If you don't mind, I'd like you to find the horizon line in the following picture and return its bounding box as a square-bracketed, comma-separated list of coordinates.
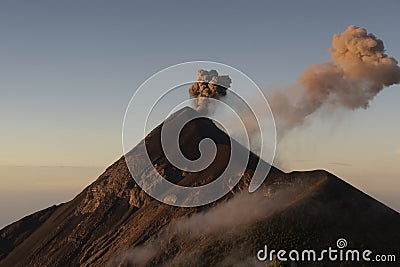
[0, 164, 106, 168]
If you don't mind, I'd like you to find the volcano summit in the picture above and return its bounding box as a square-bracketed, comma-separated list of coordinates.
[0, 107, 398, 267]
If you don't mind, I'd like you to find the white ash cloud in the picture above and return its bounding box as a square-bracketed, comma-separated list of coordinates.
[114, 183, 312, 266]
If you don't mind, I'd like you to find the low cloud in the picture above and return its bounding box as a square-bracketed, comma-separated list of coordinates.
[328, 162, 352, 167]
[113, 183, 313, 266]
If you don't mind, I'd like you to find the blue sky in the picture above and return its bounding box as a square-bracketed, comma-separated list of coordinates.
[0, 1, 399, 226]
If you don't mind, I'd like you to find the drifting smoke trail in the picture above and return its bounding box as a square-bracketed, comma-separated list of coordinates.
[189, 69, 232, 111]
[269, 25, 400, 135]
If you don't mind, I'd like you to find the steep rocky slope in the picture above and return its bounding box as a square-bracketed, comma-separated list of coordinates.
[0, 107, 398, 266]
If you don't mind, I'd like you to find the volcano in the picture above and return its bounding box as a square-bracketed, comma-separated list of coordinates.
[0, 107, 399, 267]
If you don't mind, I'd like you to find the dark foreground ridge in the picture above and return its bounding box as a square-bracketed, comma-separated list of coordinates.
[0, 107, 399, 267]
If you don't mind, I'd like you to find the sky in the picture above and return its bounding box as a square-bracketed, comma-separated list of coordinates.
[0, 1, 399, 227]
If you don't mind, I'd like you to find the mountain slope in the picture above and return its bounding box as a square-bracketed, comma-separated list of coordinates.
[0, 107, 399, 267]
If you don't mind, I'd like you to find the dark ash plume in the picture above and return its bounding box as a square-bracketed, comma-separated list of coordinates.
[189, 69, 232, 110]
